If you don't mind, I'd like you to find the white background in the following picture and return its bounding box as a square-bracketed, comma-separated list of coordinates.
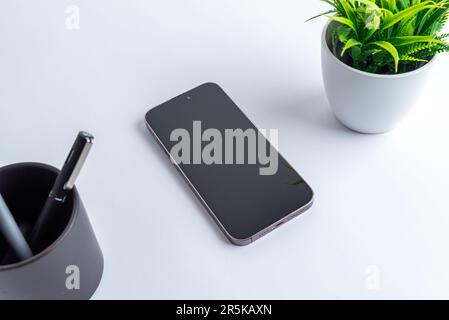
[1, 0, 449, 299]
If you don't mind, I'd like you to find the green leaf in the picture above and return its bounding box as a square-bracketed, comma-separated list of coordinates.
[388, 35, 448, 46]
[335, 25, 352, 43]
[369, 41, 400, 72]
[381, 2, 440, 30]
[340, 0, 357, 25]
[327, 15, 357, 33]
[398, 0, 410, 10]
[341, 38, 363, 56]
[401, 55, 429, 62]
[382, 0, 398, 12]
[355, 0, 381, 10]
[351, 46, 362, 65]
[305, 10, 337, 22]
[289, 179, 305, 186]
[418, 7, 449, 36]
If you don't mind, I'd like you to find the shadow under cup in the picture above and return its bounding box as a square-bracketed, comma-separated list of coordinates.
[0, 163, 103, 299]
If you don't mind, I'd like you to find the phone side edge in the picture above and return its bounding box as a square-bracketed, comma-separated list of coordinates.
[250, 195, 314, 243]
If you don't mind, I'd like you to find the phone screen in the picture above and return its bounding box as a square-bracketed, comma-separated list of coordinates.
[145, 83, 313, 243]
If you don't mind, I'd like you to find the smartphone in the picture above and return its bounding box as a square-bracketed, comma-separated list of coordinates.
[145, 83, 313, 245]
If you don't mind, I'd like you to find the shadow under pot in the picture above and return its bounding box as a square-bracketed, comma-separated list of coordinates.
[0, 162, 103, 300]
[321, 21, 435, 134]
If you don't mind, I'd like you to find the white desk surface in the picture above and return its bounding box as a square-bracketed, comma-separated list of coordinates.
[1, 1, 449, 299]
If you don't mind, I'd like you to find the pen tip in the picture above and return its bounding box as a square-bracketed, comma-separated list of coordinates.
[79, 131, 94, 142]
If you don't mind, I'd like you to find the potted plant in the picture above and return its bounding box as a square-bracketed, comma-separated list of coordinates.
[310, 0, 449, 133]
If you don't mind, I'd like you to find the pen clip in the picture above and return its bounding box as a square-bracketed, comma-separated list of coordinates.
[63, 135, 93, 190]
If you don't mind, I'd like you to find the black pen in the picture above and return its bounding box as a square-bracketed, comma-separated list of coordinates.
[28, 131, 94, 250]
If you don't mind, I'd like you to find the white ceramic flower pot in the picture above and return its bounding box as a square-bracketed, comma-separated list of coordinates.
[321, 21, 435, 134]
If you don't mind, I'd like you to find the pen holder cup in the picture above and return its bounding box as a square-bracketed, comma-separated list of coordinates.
[0, 163, 103, 299]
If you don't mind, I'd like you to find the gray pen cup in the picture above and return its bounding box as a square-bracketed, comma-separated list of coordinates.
[0, 163, 103, 300]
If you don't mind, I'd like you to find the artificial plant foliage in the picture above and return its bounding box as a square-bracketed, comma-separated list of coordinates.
[310, 0, 449, 74]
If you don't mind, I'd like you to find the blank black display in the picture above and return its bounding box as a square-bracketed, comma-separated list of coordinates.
[145, 83, 313, 241]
